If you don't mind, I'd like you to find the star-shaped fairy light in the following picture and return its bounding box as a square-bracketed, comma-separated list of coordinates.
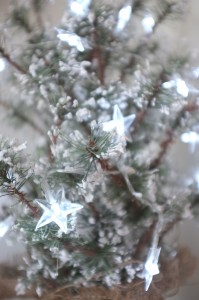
[56, 29, 85, 52]
[35, 187, 83, 234]
[140, 247, 161, 291]
[181, 131, 199, 153]
[138, 217, 163, 291]
[69, 0, 92, 17]
[162, 78, 189, 98]
[0, 58, 6, 72]
[115, 2, 132, 33]
[142, 15, 155, 34]
[102, 104, 135, 141]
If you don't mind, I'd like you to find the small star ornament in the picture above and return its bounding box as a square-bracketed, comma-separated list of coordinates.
[69, 0, 92, 17]
[35, 187, 83, 234]
[115, 2, 132, 33]
[102, 105, 135, 141]
[56, 29, 85, 52]
[139, 247, 161, 291]
[181, 131, 199, 153]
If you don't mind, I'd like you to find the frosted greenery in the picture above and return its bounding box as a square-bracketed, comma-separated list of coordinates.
[0, 0, 199, 298]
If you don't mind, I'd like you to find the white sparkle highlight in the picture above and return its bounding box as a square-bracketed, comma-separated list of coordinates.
[176, 79, 189, 97]
[194, 172, 199, 189]
[115, 4, 132, 33]
[163, 79, 189, 98]
[193, 67, 199, 78]
[70, 0, 92, 17]
[0, 58, 6, 72]
[181, 131, 199, 152]
[162, 80, 175, 89]
[142, 15, 155, 34]
[57, 30, 84, 52]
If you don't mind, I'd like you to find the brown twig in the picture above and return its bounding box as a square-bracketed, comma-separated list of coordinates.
[98, 158, 125, 187]
[87, 202, 100, 220]
[97, 158, 143, 219]
[149, 102, 199, 170]
[134, 220, 157, 260]
[91, 46, 105, 84]
[152, 3, 175, 33]
[14, 189, 39, 217]
[133, 71, 166, 133]
[90, 20, 106, 85]
[149, 129, 173, 170]
[0, 47, 27, 74]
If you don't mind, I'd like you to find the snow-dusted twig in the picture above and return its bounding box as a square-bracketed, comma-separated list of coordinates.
[0, 46, 27, 74]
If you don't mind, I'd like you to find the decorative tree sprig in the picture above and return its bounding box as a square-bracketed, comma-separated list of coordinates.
[0, 1, 198, 299]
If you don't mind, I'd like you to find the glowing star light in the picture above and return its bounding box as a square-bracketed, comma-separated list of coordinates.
[35, 187, 83, 234]
[0, 58, 6, 72]
[194, 172, 199, 190]
[176, 79, 189, 97]
[70, 0, 92, 17]
[141, 247, 161, 291]
[193, 67, 199, 78]
[56, 29, 84, 52]
[162, 79, 189, 98]
[142, 15, 155, 34]
[115, 2, 132, 33]
[102, 104, 135, 140]
[181, 131, 199, 152]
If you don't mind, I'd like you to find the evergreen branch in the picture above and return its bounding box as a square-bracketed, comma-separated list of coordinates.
[98, 158, 125, 188]
[14, 189, 39, 217]
[0, 47, 27, 74]
[90, 21, 106, 85]
[50, 257, 141, 297]
[153, 2, 176, 33]
[98, 159, 142, 213]
[133, 71, 166, 132]
[86, 201, 100, 220]
[1, 1, 196, 296]
[62, 240, 97, 257]
[149, 129, 173, 170]
[149, 102, 199, 169]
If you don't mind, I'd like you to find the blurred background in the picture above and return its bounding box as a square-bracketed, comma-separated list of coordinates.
[0, 1, 199, 299]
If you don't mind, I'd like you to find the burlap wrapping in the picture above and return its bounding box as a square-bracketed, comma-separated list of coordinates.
[0, 247, 196, 300]
[46, 247, 197, 300]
